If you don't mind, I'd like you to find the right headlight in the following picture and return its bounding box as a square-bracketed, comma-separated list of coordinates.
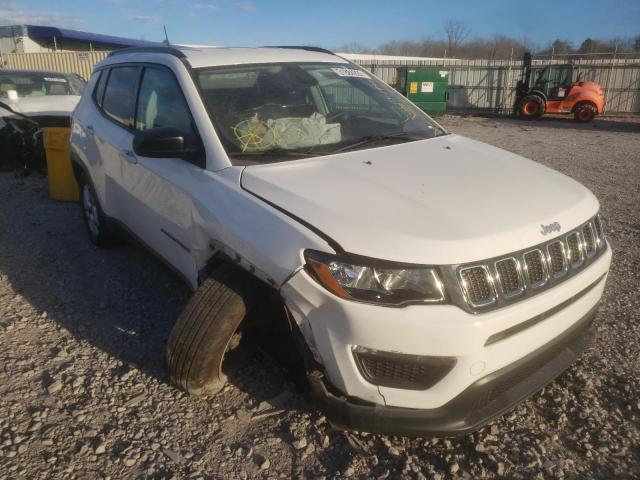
[304, 250, 445, 306]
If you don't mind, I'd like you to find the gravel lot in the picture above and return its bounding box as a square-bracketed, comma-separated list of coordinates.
[1, 115, 639, 479]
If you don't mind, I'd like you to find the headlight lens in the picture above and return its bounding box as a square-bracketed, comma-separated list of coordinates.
[304, 250, 445, 306]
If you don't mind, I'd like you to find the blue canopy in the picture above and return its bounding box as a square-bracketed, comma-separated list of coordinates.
[25, 25, 163, 48]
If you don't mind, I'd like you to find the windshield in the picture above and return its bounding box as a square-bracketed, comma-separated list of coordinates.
[0, 72, 84, 98]
[196, 63, 446, 164]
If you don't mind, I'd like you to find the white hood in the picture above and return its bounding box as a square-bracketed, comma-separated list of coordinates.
[241, 134, 599, 265]
[4, 95, 80, 117]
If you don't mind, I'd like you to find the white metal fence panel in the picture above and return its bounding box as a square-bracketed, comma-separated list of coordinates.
[2, 51, 638, 113]
[352, 57, 640, 114]
[1, 51, 109, 81]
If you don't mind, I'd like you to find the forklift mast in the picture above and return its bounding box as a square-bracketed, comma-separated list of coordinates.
[515, 52, 533, 101]
[522, 52, 533, 88]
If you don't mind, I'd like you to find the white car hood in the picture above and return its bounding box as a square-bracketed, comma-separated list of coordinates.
[241, 134, 599, 265]
[4, 95, 80, 117]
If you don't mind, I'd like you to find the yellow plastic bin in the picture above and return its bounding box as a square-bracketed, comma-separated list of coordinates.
[42, 127, 80, 202]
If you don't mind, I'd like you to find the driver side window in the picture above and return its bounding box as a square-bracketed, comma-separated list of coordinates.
[136, 67, 194, 135]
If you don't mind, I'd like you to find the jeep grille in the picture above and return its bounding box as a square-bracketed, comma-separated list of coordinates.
[454, 216, 606, 312]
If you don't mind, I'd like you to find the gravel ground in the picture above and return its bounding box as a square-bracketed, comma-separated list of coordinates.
[0, 115, 639, 479]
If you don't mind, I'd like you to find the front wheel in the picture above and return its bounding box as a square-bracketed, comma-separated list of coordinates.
[574, 103, 596, 123]
[518, 95, 545, 120]
[166, 263, 264, 396]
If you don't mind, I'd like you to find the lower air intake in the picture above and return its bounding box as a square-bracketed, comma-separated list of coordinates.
[353, 347, 456, 390]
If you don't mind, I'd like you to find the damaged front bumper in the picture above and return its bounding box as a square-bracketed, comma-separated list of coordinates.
[307, 304, 597, 437]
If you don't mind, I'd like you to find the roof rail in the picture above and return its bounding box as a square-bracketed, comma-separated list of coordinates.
[267, 45, 336, 55]
[108, 46, 186, 58]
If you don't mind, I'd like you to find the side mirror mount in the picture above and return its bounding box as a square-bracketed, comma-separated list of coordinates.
[133, 127, 200, 159]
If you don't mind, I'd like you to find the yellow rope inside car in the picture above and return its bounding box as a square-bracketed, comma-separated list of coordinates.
[232, 118, 278, 152]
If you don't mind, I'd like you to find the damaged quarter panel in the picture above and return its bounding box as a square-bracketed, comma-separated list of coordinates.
[144, 164, 336, 290]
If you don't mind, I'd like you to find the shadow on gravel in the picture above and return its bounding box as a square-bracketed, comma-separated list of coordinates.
[0, 174, 296, 404]
[502, 116, 638, 133]
[0, 178, 188, 382]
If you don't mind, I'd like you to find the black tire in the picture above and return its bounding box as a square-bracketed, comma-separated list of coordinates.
[78, 174, 114, 247]
[518, 94, 545, 120]
[166, 263, 263, 396]
[574, 103, 596, 123]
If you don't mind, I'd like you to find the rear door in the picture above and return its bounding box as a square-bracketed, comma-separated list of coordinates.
[92, 65, 141, 221]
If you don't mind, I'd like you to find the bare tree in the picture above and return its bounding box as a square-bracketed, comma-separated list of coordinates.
[336, 42, 373, 54]
[579, 38, 609, 54]
[443, 19, 470, 57]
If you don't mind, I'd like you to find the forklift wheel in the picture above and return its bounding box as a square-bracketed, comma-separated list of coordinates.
[518, 95, 545, 120]
[574, 104, 596, 123]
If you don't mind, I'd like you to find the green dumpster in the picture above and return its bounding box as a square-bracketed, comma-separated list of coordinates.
[396, 67, 449, 115]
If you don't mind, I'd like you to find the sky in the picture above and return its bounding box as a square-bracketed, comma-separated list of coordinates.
[1, 0, 639, 50]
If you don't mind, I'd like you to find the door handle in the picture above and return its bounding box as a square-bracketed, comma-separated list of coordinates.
[121, 150, 138, 164]
[85, 125, 94, 135]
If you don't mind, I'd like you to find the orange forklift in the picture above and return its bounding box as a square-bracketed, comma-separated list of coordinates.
[514, 52, 605, 122]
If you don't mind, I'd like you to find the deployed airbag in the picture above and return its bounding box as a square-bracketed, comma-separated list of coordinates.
[234, 113, 341, 151]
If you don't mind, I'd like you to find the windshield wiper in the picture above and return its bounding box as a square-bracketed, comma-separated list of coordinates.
[330, 132, 424, 154]
[229, 147, 319, 159]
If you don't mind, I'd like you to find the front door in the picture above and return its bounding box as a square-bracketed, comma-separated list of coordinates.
[118, 65, 204, 287]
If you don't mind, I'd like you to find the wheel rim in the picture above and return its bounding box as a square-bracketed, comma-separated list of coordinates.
[523, 101, 538, 115]
[82, 184, 100, 237]
[578, 109, 591, 120]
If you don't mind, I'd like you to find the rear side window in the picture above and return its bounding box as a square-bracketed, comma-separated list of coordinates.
[93, 70, 108, 106]
[102, 66, 140, 128]
[136, 67, 194, 134]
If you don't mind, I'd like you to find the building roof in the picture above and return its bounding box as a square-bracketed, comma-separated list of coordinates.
[1, 24, 162, 48]
[104, 46, 349, 69]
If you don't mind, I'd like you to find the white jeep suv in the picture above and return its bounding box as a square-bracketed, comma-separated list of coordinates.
[70, 46, 611, 436]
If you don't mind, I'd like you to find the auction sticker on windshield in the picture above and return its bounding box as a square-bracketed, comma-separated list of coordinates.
[331, 67, 370, 79]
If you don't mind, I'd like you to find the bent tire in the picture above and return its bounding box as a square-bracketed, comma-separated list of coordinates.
[78, 175, 114, 247]
[574, 103, 596, 123]
[518, 95, 545, 120]
[166, 263, 263, 396]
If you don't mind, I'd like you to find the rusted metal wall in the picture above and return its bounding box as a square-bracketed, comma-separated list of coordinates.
[2, 51, 110, 80]
[2, 51, 639, 113]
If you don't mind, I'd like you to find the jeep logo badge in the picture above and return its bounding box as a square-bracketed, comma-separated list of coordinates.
[540, 222, 561, 235]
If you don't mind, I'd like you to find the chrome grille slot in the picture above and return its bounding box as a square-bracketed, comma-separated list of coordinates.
[582, 223, 596, 257]
[566, 232, 584, 267]
[593, 215, 604, 244]
[494, 258, 524, 298]
[459, 266, 496, 307]
[547, 241, 567, 277]
[523, 249, 547, 288]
